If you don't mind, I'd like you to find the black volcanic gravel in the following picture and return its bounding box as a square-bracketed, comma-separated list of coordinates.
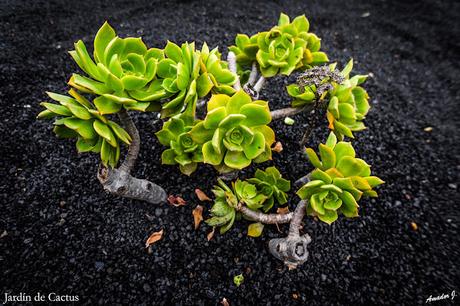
[1, 0, 459, 305]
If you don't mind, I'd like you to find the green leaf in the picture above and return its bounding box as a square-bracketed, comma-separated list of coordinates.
[204, 107, 227, 129]
[94, 21, 116, 63]
[305, 148, 322, 168]
[63, 117, 96, 139]
[319, 143, 336, 169]
[71, 74, 111, 95]
[240, 103, 271, 127]
[226, 90, 251, 114]
[202, 141, 224, 165]
[164, 41, 182, 62]
[318, 209, 338, 224]
[40, 103, 72, 116]
[190, 121, 214, 144]
[325, 132, 337, 148]
[218, 114, 246, 130]
[67, 103, 92, 120]
[93, 96, 122, 114]
[224, 150, 251, 169]
[53, 125, 78, 138]
[247, 222, 264, 238]
[339, 190, 359, 217]
[107, 120, 132, 145]
[365, 176, 385, 188]
[333, 142, 356, 162]
[310, 168, 332, 184]
[243, 131, 265, 160]
[93, 120, 117, 147]
[37, 110, 57, 119]
[336, 156, 370, 177]
[278, 13, 290, 26]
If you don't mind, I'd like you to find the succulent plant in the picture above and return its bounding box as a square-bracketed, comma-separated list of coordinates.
[297, 133, 384, 224]
[190, 90, 275, 172]
[286, 65, 345, 108]
[155, 114, 203, 176]
[206, 179, 238, 234]
[155, 41, 237, 118]
[68, 22, 162, 112]
[37, 90, 132, 167]
[228, 33, 260, 67]
[247, 166, 291, 212]
[255, 13, 328, 77]
[326, 59, 370, 140]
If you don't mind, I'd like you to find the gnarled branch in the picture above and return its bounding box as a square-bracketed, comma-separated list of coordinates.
[97, 109, 167, 204]
[270, 104, 314, 121]
[236, 203, 293, 224]
[268, 200, 311, 269]
[227, 51, 241, 90]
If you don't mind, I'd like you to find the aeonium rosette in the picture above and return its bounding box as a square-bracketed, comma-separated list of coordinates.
[68, 22, 163, 112]
[155, 114, 203, 176]
[190, 90, 275, 173]
[297, 133, 384, 224]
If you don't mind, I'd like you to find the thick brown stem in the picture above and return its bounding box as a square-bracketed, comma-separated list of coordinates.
[97, 110, 167, 204]
[97, 167, 166, 204]
[268, 200, 312, 269]
[270, 104, 314, 121]
[236, 203, 293, 224]
[118, 109, 139, 173]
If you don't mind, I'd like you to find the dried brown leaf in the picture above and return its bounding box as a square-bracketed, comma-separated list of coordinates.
[410, 222, 418, 231]
[167, 195, 186, 207]
[195, 188, 211, 201]
[193, 205, 204, 230]
[221, 298, 230, 306]
[207, 227, 216, 241]
[145, 229, 163, 248]
[271, 141, 283, 153]
[277, 206, 290, 214]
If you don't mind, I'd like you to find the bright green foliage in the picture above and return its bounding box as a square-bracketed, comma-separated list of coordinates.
[286, 82, 317, 107]
[233, 274, 245, 286]
[297, 133, 384, 224]
[206, 179, 238, 234]
[37, 90, 132, 167]
[68, 22, 237, 118]
[190, 90, 275, 172]
[231, 13, 328, 78]
[155, 114, 203, 175]
[156, 41, 237, 118]
[68, 22, 161, 112]
[229, 33, 259, 66]
[247, 166, 291, 212]
[327, 59, 370, 140]
[206, 166, 290, 234]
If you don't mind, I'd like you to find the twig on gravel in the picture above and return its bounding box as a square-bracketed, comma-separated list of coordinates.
[270, 104, 315, 121]
[97, 109, 167, 204]
[268, 200, 311, 269]
[227, 51, 241, 90]
[236, 203, 293, 224]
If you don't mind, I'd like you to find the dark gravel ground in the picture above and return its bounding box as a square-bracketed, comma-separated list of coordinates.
[1, 0, 459, 305]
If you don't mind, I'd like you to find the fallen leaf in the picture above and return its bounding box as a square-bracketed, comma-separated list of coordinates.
[0, 230, 8, 239]
[424, 126, 433, 132]
[195, 188, 211, 201]
[221, 298, 230, 306]
[247, 222, 264, 237]
[167, 195, 186, 207]
[193, 205, 204, 230]
[292, 292, 300, 300]
[277, 206, 290, 214]
[271, 141, 283, 153]
[207, 227, 216, 241]
[145, 229, 163, 248]
[361, 12, 370, 18]
[410, 222, 418, 231]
